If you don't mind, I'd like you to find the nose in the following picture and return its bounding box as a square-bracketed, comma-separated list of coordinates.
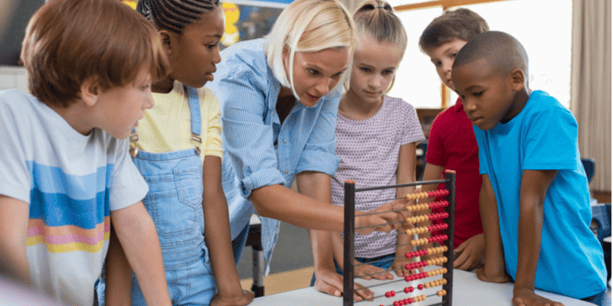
[368, 75, 381, 89]
[315, 77, 332, 96]
[212, 47, 221, 64]
[145, 92, 155, 109]
[463, 97, 476, 113]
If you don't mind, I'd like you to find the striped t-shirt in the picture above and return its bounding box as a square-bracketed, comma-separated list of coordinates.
[332, 96, 425, 258]
[0, 89, 148, 305]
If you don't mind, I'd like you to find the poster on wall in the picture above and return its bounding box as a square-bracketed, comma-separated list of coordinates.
[220, 0, 291, 50]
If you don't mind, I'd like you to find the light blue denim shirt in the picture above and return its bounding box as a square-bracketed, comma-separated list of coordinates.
[207, 38, 341, 270]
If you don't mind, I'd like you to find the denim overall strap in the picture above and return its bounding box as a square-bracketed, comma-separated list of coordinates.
[186, 86, 203, 154]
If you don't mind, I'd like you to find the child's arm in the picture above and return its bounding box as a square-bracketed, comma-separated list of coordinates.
[391, 143, 417, 276]
[476, 174, 510, 283]
[104, 229, 133, 306]
[202, 156, 254, 306]
[296, 171, 375, 302]
[512, 169, 562, 306]
[111, 202, 172, 306]
[0, 195, 30, 285]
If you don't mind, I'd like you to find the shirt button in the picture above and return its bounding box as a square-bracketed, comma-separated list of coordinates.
[283, 139, 287, 143]
[284, 171, 288, 174]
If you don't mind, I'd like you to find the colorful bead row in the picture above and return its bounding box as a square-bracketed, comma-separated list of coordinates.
[404, 200, 449, 213]
[404, 272, 429, 282]
[390, 294, 426, 306]
[405, 223, 448, 235]
[423, 278, 447, 289]
[410, 234, 448, 246]
[404, 256, 447, 271]
[425, 257, 448, 266]
[404, 245, 448, 259]
[437, 289, 448, 297]
[404, 189, 448, 201]
[426, 267, 448, 277]
[405, 212, 448, 224]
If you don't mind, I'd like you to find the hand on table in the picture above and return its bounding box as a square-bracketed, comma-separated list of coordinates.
[512, 288, 565, 306]
[314, 267, 374, 302]
[210, 289, 255, 306]
[354, 263, 393, 281]
[453, 233, 485, 271]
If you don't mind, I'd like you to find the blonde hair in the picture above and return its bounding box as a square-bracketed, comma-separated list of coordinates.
[349, 0, 407, 92]
[21, 0, 170, 107]
[266, 0, 355, 95]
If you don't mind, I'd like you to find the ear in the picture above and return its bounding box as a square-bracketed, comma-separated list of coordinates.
[159, 30, 173, 55]
[510, 68, 525, 92]
[282, 45, 290, 71]
[80, 78, 100, 107]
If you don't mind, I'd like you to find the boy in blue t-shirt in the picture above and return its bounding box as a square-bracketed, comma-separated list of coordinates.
[0, 0, 173, 305]
[451, 31, 606, 306]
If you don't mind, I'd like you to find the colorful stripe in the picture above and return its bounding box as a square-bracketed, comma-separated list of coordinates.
[29, 188, 110, 228]
[26, 217, 111, 253]
[28, 161, 113, 200]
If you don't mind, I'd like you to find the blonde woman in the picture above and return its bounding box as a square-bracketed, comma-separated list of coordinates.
[208, 0, 409, 300]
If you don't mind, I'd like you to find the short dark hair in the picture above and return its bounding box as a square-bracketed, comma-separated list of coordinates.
[419, 8, 489, 52]
[452, 31, 529, 78]
[21, 0, 170, 108]
[137, 0, 221, 34]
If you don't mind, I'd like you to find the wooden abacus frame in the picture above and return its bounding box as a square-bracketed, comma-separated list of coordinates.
[343, 171, 456, 306]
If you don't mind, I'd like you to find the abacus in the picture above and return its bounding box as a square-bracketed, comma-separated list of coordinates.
[343, 171, 456, 306]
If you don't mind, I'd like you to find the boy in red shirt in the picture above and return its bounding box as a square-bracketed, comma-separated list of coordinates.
[418, 8, 488, 271]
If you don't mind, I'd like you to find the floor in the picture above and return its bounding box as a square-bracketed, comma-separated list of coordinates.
[238, 221, 314, 294]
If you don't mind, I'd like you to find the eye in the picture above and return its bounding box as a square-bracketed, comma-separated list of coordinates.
[140, 84, 151, 91]
[473, 91, 483, 97]
[307, 69, 319, 76]
[382, 69, 394, 75]
[331, 71, 343, 80]
[434, 61, 442, 67]
[451, 52, 458, 58]
[360, 67, 371, 73]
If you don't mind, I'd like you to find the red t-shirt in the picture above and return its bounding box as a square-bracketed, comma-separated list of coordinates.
[426, 97, 483, 248]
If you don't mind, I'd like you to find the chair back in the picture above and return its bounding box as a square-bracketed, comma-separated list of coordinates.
[581, 158, 596, 184]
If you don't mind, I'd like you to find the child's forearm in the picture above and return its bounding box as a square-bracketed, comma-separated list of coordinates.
[514, 170, 557, 292]
[0, 196, 31, 285]
[203, 192, 243, 296]
[479, 175, 506, 275]
[112, 203, 171, 306]
[104, 229, 133, 306]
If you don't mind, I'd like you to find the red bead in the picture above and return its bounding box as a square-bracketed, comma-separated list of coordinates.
[405, 275, 411, 282]
[394, 301, 400, 306]
[408, 297, 413, 304]
[404, 287, 410, 293]
[418, 284, 424, 290]
[386, 291, 391, 298]
[408, 286, 414, 292]
[391, 291, 396, 297]
[404, 299, 409, 304]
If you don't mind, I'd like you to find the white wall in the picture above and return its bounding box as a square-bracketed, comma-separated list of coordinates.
[0, 66, 28, 93]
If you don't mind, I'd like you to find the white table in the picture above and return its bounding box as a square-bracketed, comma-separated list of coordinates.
[249, 268, 595, 306]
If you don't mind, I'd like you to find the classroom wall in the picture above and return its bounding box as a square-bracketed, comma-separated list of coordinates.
[0, 67, 27, 93]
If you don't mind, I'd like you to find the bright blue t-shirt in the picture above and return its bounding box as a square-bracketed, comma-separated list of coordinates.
[474, 90, 606, 299]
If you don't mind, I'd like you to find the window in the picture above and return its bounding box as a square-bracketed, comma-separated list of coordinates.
[389, 0, 573, 109]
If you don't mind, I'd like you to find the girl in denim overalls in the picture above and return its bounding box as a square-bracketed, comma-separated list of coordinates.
[98, 0, 254, 305]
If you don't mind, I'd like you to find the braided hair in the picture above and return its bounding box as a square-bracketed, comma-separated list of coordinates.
[136, 0, 220, 34]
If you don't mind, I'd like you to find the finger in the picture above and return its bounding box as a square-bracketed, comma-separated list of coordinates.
[354, 284, 373, 301]
[315, 275, 344, 297]
[453, 251, 468, 269]
[454, 242, 467, 253]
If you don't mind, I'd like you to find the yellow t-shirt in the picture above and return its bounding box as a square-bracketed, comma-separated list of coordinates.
[136, 80, 223, 162]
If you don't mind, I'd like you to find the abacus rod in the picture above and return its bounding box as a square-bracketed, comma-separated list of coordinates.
[355, 179, 448, 192]
[343, 181, 356, 306]
[442, 171, 456, 306]
[354, 290, 444, 303]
